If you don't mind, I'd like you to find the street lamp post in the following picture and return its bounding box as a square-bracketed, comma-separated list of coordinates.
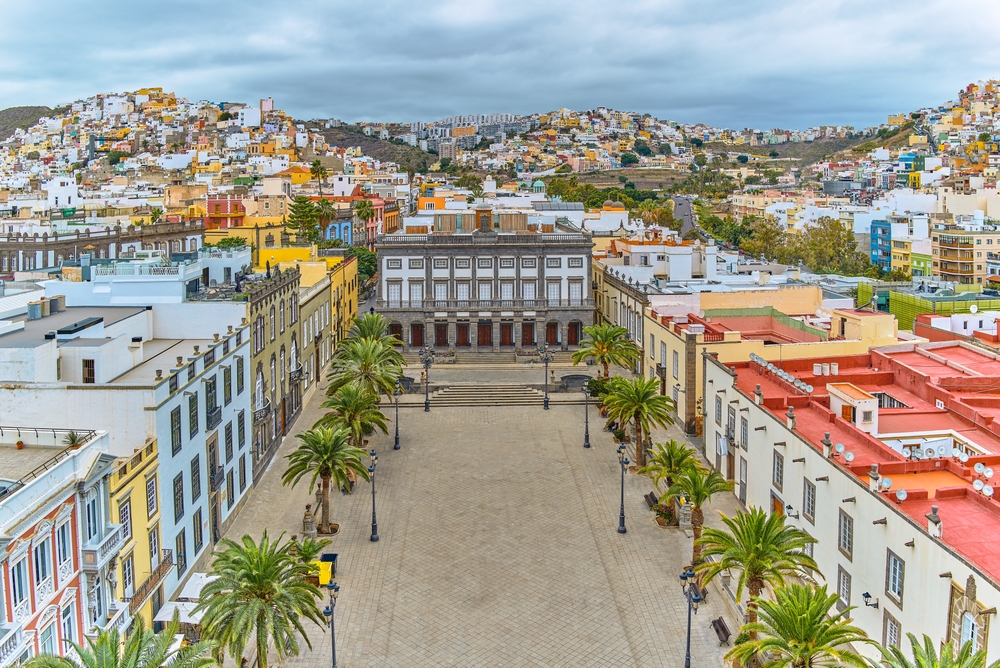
[393, 380, 401, 450]
[538, 344, 553, 410]
[679, 568, 703, 668]
[322, 581, 340, 668]
[419, 346, 435, 412]
[583, 386, 591, 449]
[368, 450, 379, 542]
[616, 444, 629, 534]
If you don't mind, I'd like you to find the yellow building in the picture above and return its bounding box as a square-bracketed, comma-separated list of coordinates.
[891, 239, 912, 275]
[109, 440, 165, 632]
[329, 255, 359, 346]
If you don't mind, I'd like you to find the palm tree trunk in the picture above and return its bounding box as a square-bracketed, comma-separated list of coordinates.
[320, 474, 331, 533]
[603, 361, 610, 379]
[691, 507, 704, 565]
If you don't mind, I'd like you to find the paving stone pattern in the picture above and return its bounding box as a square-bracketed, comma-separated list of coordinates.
[225, 373, 738, 667]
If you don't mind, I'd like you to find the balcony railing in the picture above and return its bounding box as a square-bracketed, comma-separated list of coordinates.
[101, 604, 132, 635]
[211, 467, 226, 492]
[253, 398, 271, 424]
[126, 549, 173, 615]
[82, 524, 123, 573]
[655, 364, 666, 380]
[289, 364, 303, 382]
[376, 298, 594, 311]
[206, 405, 222, 431]
[0, 626, 25, 668]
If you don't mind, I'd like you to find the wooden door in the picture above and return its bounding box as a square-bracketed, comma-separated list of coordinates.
[771, 495, 785, 516]
[456, 324, 470, 347]
[389, 324, 403, 345]
[522, 323, 535, 346]
[546, 322, 558, 345]
[568, 322, 580, 346]
[435, 324, 448, 347]
[478, 322, 492, 347]
[500, 323, 513, 346]
[411, 323, 424, 348]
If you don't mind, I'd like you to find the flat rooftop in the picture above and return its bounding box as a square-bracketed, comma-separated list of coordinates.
[0, 306, 146, 348]
[109, 338, 214, 385]
[0, 444, 70, 484]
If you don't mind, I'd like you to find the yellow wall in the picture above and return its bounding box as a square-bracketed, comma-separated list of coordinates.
[109, 440, 160, 631]
[330, 257, 359, 345]
[698, 285, 822, 315]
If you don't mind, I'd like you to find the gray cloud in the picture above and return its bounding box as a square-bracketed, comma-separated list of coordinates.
[1, 0, 998, 129]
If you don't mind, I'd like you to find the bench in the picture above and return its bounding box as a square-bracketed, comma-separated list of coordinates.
[710, 616, 731, 646]
[644, 492, 658, 509]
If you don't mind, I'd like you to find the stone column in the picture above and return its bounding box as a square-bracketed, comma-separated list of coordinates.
[493, 320, 501, 352]
[471, 317, 479, 352]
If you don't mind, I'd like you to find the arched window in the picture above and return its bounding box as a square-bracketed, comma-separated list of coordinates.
[269, 306, 276, 341]
[279, 300, 285, 333]
[290, 295, 298, 324]
[280, 347, 286, 386]
[270, 355, 276, 398]
[961, 612, 978, 650]
[255, 369, 265, 409]
[290, 336, 298, 369]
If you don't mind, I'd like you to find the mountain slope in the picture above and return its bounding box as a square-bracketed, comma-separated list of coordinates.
[318, 125, 435, 172]
[0, 106, 53, 141]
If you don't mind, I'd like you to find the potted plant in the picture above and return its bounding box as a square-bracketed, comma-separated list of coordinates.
[15, 440, 24, 450]
[612, 427, 627, 443]
[63, 431, 86, 448]
[652, 500, 676, 526]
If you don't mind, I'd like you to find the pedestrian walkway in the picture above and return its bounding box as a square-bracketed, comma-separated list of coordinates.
[223, 372, 739, 667]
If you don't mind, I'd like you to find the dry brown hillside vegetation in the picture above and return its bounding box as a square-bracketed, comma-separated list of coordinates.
[0, 106, 57, 141]
[317, 125, 435, 173]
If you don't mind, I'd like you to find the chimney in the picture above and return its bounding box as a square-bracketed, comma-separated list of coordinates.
[754, 384, 763, 406]
[868, 464, 880, 492]
[926, 505, 943, 538]
[821, 432, 833, 458]
[786, 405, 796, 430]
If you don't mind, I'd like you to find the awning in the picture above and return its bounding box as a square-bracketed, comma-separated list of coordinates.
[153, 601, 204, 625]
[176, 573, 219, 601]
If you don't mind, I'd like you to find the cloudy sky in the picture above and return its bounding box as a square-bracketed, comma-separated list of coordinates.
[2, 0, 999, 129]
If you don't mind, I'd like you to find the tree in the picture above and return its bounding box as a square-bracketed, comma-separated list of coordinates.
[801, 216, 870, 275]
[354, 198, 376, 232]
[218, 111, 233, 121]
[570, 323, 640, 378]
[327, 336, 404, 399]
[620, 152, 639, 166]
[737, 155, 749, 164]
[602, 376, 674, 467]
[197, 531, 327, 668]
[213, 236, 249, 250]
[314, 198, 337, 241]
[454, 174, 483, 191]
[740, 216, 790, 263]
[664, 467, 732, 564]
[26, 616, 214, 668]
[345, 245, 377, 283]
[285, 196, 320, 244]
[696, 508, 818, 641]
[634, 139, 653, 156]
[871, 633, 1000, 668]
[149, 208, 162, 225]
[690, 138, 703, 148]
[768, 149, 780, 158]
[282, 428, 371, 532]
[315, 384, 389, 448]
[727, 584, 870, 668]
[637, 439, 700, 492]
[310, 159, 328, 195]
[107, 150, 129, 165]
[349, 312, 397, 342]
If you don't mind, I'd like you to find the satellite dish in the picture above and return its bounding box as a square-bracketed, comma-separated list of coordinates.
[881, 477, 893, 490]
[924, 448, 937, 459]
[952, 448, 962, 458]
[986, 485, 995, 498]
[971, 304, 979, 314]
[845, 451, 855, 463]
[902, 447, 912, 458]
[896, 488, 908, 502]
[937, 445, 947, 456]
[805, 385, 814, 393]
[975, 462, 986, 474]
[960, 452, 970, 463]
[835, 443, 846, 454]
[974, 479, 985, 491]
[987, 468, 995, 479]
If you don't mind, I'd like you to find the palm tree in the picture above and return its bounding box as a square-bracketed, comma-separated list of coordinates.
[870, 633, 1000, 668]
[354, 198, 376, 243]
[636, 199, 659, 226]
[637, 439, 700, 492]
[571, 323, 640, 378]
[664, 467, 732, 565]
[282, 428, 370, 533]
[727, 584, 870, 668]
[315, 384, 389, 447]
[310, 159, 328, 195]
[601, 376, 674, 467]
[328, 337, 404, 399]
[197, 531, 326, 668]
[349, 312, 398, 344]
[26, 616, 213, 668]
[696, 508, 818, 639]
[314, 198, 337, 241]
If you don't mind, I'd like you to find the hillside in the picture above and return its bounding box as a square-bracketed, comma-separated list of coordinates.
[564, 168, 687, 190]
[0, 106, 54, 141]
[318, 125, 435, 172]
[704, 135, 871, 167]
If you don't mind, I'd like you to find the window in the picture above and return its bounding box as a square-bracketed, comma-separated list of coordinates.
[188, 392, 199, 438]
[409, 258, 424, 269]
[279, 300, 285, 333]
[862, 410, 873, 423]
[477, 258, 493, 269]
[188, 363, 196, 382]
[82, 358, 95, 384]
[386, 259, 402, 269]
[961, 612, 978, 650]
[715, 395, 722, 425]
[772, 451, 784, 491]
[119, 499, 132, 540]
[672, 350, 679, 379]
[122, 553, 134, 595]
[146, 476, 158, 517]
[170, 407, 182, 455]
[10, 558, 27, 605]
[173, 474, 184, 522]
[410, 281, 423, 303]
[239, 456, 247, 492]
[740, 418, 748, 449]
[225, 422, 234, 462]
[433, 258, 448, 269]
[269, 306, 276, 340]
[34, 538, 51, 583]
[456, 258, 471, 269]
[224, 367, 232, 405]
[546, 257, 562, 268]
[175, 529, 187, 576]
[649, 334, 655, 358]
[57, 523, 71, 565]
[568, 257, 584, 268]
[739, 457, 748, 505]
[86, 494, 99, 541]
[838, 509, 854, 559]
[237, 356, 244, 394]
[886, 550, 905, 605]
[837, 566, 852, 610]
[204, 348, 215, 366]
[148, 526, 159, 570]
[883, 611, 901, 649]
[191, 455, 202, 502]
[39, 624, 55, 656]
[238, 411, 246, 449]
[727, 405, 736, 438]
[227, 470, 235, 509]
[500, 258, 514, 268]
[62, 603, 76, 647]
[290, 295, 298, 324]
[522, 257, 537, 268]
[803, 479, 816, 524]
[169, 374, 178, 393]
[193, 508, 203, 552]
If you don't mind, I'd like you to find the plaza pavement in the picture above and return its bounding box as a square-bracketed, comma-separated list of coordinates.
[223, 368, 740, 667]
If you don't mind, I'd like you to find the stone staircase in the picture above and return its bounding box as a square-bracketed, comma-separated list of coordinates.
[421, 383, 585, 407]
[400, 350, 582, 367]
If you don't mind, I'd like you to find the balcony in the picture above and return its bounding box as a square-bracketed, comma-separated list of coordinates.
[289, 364, 303, 382]
[375, 298, 595, 311]
[101, 604, 133, 635]
[82, 524, 123, 574]
[252, 398, 271, 424]
[0, 626, 26, 668]
[210, 467, 226, 492]
[655, 364, 666, 380]
[206, 405, 222, 431]
[126, 549, 173, 615]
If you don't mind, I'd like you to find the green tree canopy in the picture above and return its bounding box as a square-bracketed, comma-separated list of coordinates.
[285, 196, 320, 244]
